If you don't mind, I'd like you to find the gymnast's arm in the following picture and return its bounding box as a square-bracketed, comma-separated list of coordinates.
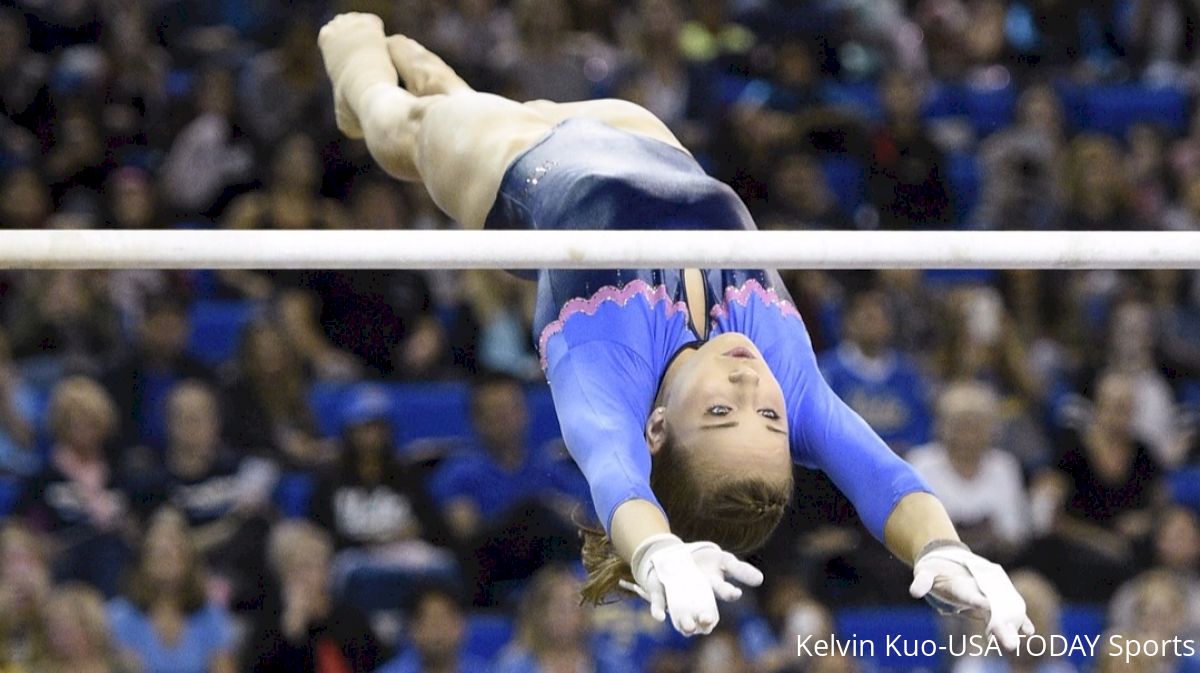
[779, 340, 958, 565]
[545, 341, 670, 559]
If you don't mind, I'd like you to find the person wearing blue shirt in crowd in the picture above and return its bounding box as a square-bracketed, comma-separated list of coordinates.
[819, 289, 932, 454]
[429, 373, 588, 605]
[375, 587, 488, 673]
[107, 508, 237, 673]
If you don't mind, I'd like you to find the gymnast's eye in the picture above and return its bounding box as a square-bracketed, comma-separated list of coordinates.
[707, 405, 732, 416]
[758, 409, 780, 420]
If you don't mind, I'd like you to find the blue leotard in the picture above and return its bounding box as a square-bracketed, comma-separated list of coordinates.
[484, 118, 931, 541]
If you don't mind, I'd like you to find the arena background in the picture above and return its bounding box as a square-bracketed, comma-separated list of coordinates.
[2, 0, 1200, 672]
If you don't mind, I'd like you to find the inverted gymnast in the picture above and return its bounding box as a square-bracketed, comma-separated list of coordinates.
[317, 13, 1034, 643]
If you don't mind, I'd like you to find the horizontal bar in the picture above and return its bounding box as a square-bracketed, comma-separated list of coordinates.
[1, 229, 1198, 269]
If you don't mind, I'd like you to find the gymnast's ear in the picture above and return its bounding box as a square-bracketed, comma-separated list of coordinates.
[645, 406, 668, 455]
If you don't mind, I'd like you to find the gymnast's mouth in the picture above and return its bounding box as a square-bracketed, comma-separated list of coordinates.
[723, 347, 756, 359]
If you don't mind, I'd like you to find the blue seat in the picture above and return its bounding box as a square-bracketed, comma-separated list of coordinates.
[1060, 84, 1190, 136]
[1169, 467, 1200, 514]
[1060, 604, 1106, 667]
[946, 152, 981, 223]
[309, 382, 563, 452]
[823, 81, 883, 122]
[820, 155, 867, 215]
[834, 606, 939, 671]
[922, 83, 966, 120]
[463, 613, 514, 663]
[965, 84, 1018, 135]
[273, 471, 316, 518]
[186, 300, 264, 367]
[0, 477, 22, 518]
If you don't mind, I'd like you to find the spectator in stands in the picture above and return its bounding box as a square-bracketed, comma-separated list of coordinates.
[312, 386, 456, 606]
[1126, 124, 1171, 229]
[1029, 371, 1160, 601]
[933, 286, 1046, 464]
[4, 270, 121, 378]
[1148, 269, 1200, 380]
[867, 69, 955, 229]
[460, 270, 539, 380]
[43, 103, 111, 206]
[493, 565, 629, 673]
[158, 66, 256, 218]
[244, 520, 382, 673]
[975, 84, 1066, 230]
[0, 326, 36, 476]
[1109, 505, 1200, 633]
[819, 289, 931, 453]
[238, 16, 331, 148]
[103, 293, 213, 450]
[107, 508, 236, 673]
[376, 587, 487, 673]
[677, 0, 754, 69]
[39, 583, 137, 673]
[1063, 135, 1133, 230]
[503, 0, 608, 102]
[0, 7, 48, 138]
[952, 570, 1077, 673]
[142, 381, 276, 608]
[222, 132, 349, 236]
[222, 320, 332, 470]
[615, 0, 714, 150]
[1109, 570, 1196, 670]
[430, 374, 585, 605]
[690, 625, 754, 673]
[908, 381, 1032, 563]
[21, 376, 131, 597]
[426, 0, 517, 90]
[1127, 0, 1200, 83]
[1100, 299, 1192, 468]
[760, 151, 850, 231]
[0, 522, 50, 672]
[0, 168, 51, 230]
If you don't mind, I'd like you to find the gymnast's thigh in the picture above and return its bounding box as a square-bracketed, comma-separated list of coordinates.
[522, 98, 687, 154]
[414, 92, 556, 229]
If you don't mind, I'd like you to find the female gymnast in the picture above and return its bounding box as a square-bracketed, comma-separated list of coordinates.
[317, 13, 1034, 644]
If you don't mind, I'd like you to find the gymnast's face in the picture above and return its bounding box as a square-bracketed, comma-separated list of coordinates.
[650, 333, 791, 475]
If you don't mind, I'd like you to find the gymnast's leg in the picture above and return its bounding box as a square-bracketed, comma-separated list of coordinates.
[318, 13, 554, 229]
[319, 13, 690, 228]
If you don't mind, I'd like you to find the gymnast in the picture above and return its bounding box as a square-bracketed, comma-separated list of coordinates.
[317, 13, 1034, 643]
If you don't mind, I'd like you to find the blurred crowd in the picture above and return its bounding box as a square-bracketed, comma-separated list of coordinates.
[4, 0, 1200, 672]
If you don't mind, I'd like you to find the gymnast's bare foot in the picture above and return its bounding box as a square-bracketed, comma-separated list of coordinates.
[317, 13, 397, 139]
[385, 35, 472, 96]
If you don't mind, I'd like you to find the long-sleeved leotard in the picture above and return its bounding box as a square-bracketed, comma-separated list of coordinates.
[486, 118, 931, 540]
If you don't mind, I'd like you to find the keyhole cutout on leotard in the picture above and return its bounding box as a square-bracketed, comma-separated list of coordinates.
[683, 267, 709, 340]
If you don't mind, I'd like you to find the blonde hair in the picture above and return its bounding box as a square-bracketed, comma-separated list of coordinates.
[514, 566, 583, 656]
[126, 508, 208, 613]
[48, 376, 117, 443]
[267, 520, 333, 577]
[580, 434, 791, 604]
[43, 583, 116, 663]
[0, 522, 49, 658]
[937, 380, 1000, 421]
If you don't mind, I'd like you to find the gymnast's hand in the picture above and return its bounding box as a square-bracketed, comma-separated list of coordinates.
[618, 533, 763, 636]
[909, 541, 1035, 651]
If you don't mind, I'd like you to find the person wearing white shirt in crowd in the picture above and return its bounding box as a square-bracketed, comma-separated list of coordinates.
[907, 381, 1032, 562]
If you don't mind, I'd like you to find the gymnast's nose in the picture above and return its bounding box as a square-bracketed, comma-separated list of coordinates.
[728, 367, 760, 385]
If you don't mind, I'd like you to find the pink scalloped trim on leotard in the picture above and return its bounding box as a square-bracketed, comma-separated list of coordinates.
[538, 279, 689, 371]
[709, 278, 802, 322]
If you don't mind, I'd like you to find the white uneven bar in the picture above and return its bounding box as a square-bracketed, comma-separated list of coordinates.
[2, 229, 1199, 269]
